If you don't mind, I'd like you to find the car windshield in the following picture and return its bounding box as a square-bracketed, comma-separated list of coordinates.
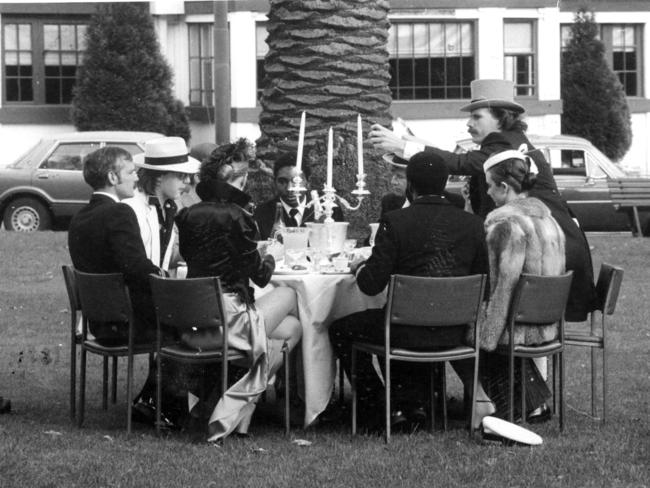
[8, 140, 54, 169]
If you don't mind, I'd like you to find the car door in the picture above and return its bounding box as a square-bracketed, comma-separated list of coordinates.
[34, 142, 99, 218]
[548, 148, 628, 231]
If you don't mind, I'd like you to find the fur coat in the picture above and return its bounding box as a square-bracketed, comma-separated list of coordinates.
[476, 197, 566, 351]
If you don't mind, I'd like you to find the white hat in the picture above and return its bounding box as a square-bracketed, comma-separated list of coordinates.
[381, 153, 408, 168]
[460, 79, 525, 114]
[133, 137, 200, 174]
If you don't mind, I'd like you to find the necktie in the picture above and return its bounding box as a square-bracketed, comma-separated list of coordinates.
[148, 196, 177, 266]
[287, 207, 299, 227]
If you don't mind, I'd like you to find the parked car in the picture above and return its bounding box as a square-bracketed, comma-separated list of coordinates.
[0, 131, 163, 231]
[454, 134, 649, 233]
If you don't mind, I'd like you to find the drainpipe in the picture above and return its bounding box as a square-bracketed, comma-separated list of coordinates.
[213, 0, 231, 143]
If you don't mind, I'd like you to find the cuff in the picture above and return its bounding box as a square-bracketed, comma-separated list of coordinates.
[403, 141, 425, 159]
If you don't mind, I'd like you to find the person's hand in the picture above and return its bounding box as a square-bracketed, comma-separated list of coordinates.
[368, 124, 407, 154]
[349, 256, 366, 275]
[461, 181, 474, 214]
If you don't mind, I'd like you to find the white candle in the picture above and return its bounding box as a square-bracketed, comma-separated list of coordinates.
[296, 111, 305, 172]
[357, 113, 363, 175]
[326, 127, 333, 188]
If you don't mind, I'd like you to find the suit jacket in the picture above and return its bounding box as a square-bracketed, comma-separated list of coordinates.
[123, 190, 176, 271]
[68, 194, 161, 343]
[380, 192, 465, 219]
[254, 196, 345, 240]
[357, 195, 488, 347]
[425, 131, 597, 320]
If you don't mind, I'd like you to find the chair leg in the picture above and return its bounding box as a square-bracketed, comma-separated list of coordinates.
[602, 345, 607, 423]
[351, 348, 357, 436]
[428, 364, 435, 434]
[590, 347, 597, 418]
[156, 353, 162, 436]
[469, 355, 479, 438]
[126, 353, 134, 435]
[508, 352, 515, 423]
[283, 346, 290, 437]
[70, 342, 76, 421]
[521, 358, 527, 425]
[552, 355, 557, 415]
[78, 348, 87, 427]
[338, 358, 345, 405]
[441, 363, 448, 432]
[384, 356, 391, 444]
[102, 357, 109, 410]
[558, 351, 564, 432]
[111, 357, 118, 404]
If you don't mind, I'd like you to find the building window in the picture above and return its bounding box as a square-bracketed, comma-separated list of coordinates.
[256, 22, 268, 101]
[504, 21, 535, 96]
[188, 23, 214, 107]
[602, 24, 642, 97]
[388, 21, 475, 100]
[560, 23, 642, 97]
[3, 18, 87, 104]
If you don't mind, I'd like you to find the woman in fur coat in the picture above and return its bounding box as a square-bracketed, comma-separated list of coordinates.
[478, 148, 566, 421]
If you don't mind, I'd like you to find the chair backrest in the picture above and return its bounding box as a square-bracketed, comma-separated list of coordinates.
[62, 265, 80, 313]
[595, 263, 624, 315]
[509, 272, 573, 326]
[73, 270, 132, 324]
[149, 275, 226, 333]
[387, 274, 487, 327]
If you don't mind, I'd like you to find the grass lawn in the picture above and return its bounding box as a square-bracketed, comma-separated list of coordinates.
[0, 231, 649, 487]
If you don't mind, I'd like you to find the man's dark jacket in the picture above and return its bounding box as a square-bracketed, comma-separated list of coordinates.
[254, 196, 345, 240]
[357, 194, 488, 347]
[68, 194, 161, 344]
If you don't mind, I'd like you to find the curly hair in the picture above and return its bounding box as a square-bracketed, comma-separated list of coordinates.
[489, 107, 528, 133]
[199, 138, 254, 184]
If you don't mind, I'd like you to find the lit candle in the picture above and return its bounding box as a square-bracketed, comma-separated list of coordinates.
[296, 111, 305, 172]
[326, 127, 333, 188]
[357, 113, 363, 175]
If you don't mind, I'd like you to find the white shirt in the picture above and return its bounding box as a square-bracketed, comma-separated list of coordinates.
[93, 191, 119, 203]
[281, 197, 307, 226]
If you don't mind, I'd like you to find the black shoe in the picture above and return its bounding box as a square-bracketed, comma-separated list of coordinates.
[408, 406, 427, 427]
[390, 410, 409, 432]
[131, 401, 156, 425]
[0, 397, 11, 414]
[527, 404, 552, 424]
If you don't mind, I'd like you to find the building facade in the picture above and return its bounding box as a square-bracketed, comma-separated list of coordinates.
[0, 0, 648, 173]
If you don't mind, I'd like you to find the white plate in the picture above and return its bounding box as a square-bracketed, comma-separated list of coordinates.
[320, 268, 351, 275]
[482, 416, 543, 446]
[273, 267, 310, 275]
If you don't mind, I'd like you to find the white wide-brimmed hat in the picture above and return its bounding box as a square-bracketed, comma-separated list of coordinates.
[134, 137, 201, 174]
[382, 153, 409, 168]
[460, 79, 525, 114]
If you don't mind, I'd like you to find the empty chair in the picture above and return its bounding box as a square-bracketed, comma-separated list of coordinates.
[351, 274, 487, 443]
[498, 272, 573, 431]
[149, 275, 291, 437]
[565, 263, 623, 422]
[74, 270, 155, 433]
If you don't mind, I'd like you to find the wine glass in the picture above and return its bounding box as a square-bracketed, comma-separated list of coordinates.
[343, 239, 357, 259]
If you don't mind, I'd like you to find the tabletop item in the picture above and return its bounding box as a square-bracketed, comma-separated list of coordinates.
[306, 222, 349, 254]
[369, 223, 380, 247]
[482, 416, 543, 445]
[332, 255, 349, 273]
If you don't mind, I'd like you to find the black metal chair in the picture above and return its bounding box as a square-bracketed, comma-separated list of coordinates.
[499, 272, 573, 431]
[74, 270, 155, 434]
[565, 263, 623, 422]
[351, 274, 487, 443]
[149, 275, 291, 437]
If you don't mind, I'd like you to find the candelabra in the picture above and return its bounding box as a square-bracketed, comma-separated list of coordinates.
[290, 173, 370, 223]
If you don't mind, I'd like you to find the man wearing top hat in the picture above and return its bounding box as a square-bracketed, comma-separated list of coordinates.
[370, 79, 596, 331]
[123, 137, 200, 273]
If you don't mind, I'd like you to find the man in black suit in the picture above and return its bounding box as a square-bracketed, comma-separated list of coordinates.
[329, 151, 489, 430]
[68, 146, 171, 426]
[254, 152, 344, 240]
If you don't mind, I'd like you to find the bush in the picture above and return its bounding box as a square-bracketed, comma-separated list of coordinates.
[561, 9, 631, 162]
[71, 2, 190, 141]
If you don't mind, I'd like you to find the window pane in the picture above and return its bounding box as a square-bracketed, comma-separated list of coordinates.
[200, 25, 212, 57]
[44, 24, 60, 50]
[5, 52, 18, 65]
[45, 79, 60, 103]
[60, 25, 75, 50]
[256, 23, 268, 57]
[5, 78, 19, 101]
[20, 78, 33, 101]
[78, 25, 87, 50]
[412, 24, 428, 58]
[504, 22, 532, 53]
[19, 52, 32, 65]
[18, 24, 31, 49]
[189, 25, 199, 56]
[4, 24, 17, 50]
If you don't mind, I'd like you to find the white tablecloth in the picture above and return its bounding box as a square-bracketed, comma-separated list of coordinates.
[269, 273, 386, 426]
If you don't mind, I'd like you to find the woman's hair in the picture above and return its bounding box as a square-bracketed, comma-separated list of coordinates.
[489, 107, 528, 133]
[200, 138, 254, 184]
[487, 156, 537, 194]
[136, 168, 161, 195]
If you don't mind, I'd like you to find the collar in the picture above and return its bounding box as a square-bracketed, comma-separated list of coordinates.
[280, 196, 306, 217]
[195, 179, 252, 208]
[411, 194, 449, 205]
[93, 191, 119, 203]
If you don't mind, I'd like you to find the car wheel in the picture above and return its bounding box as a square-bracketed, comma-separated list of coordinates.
[3, 198, 52, 232]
